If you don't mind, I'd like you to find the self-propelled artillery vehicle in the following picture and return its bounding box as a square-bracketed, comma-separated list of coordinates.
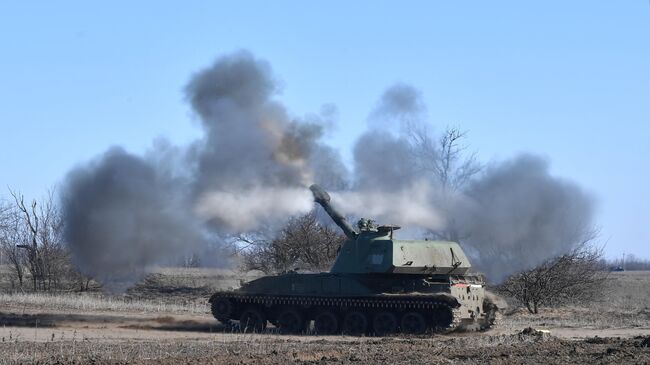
[208, 184, 496, 335]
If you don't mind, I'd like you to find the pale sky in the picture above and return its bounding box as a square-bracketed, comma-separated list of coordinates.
[1, 1, 648, 259]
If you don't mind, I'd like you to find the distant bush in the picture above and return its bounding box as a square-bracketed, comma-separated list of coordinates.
[239, 212, 346, 274]
[606, 255, 650, 271]
[498, 242, 607, 314]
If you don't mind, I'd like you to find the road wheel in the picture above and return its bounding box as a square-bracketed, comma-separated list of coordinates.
[401, 312, 426, 334]
[432, 307, 453, 329]
[314, 311, 339, 335]
[210, 297, 233, 322]
[372, 311, 398, 336]
[278, 308, 304, 334]
[239, 308, 266, 333]
[342, 311, 368, 335]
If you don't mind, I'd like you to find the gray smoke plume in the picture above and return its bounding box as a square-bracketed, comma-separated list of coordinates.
[357, 83, 425, 190]
[61, 147, 203, 292]
[369, 83, 426, 130]
[186, 51, 316, 189]
[338, 83, 447, 231]
[62, 51, 595, 289]
[453, 155, 595, 282]
[185, 51, 341, 230]
[353, 131, 415, 191]
[334, 83, 596, 283]
[61, 51, 346, 290]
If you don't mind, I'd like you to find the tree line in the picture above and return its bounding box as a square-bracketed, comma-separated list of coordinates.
[605, 255, 650, 271]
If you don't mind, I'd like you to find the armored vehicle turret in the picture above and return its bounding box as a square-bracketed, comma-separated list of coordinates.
[208, 184, 496, 335]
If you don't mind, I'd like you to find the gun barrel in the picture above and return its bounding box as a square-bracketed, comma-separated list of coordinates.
[309, 184, 358, 240]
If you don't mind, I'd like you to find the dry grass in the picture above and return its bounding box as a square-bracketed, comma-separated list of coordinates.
[0, 267, 263, 315]
[498, 271, 650, 329]
[147, 267, 259, 290]
[0, 292, 207, 315]
[596, 270, 650, 312]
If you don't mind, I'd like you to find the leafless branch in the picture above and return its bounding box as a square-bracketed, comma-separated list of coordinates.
[498, 234, 607, 314]
[240, 212, 346, 274]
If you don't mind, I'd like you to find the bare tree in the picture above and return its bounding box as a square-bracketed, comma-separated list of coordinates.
[498, 239, 607, 314]
[9, 189, 68, 291]
[407, 125, 481, 241]
[241, 212, 346, 274]
[0, 199, 28, 289]
[408, 125, 481, 192]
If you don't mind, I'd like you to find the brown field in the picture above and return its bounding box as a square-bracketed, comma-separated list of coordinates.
[0, 268, 648, 364]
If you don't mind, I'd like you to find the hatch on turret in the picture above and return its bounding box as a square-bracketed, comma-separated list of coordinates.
[391, 240, 471, 275]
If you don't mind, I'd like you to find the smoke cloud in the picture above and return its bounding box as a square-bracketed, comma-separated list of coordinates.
[61, 50, 595, 289]
[331, 80, 595, 283]
[456, 155, 595, 282]
[195, 187, 313, 231]
[61, 147, 203, 292]
[331, 180, 446, 231]
[62, 52, 343, 290]
[369, 83, 426, 131]
[184, 51, 336, 228]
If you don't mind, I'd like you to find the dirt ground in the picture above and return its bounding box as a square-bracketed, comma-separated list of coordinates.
[1, 269, 648, 364]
